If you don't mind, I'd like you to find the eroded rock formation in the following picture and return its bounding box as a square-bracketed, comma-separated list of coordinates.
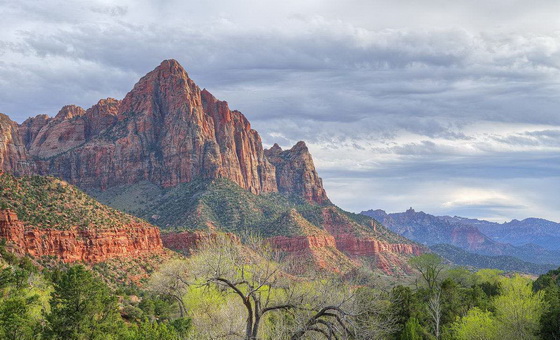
[0, 114, 35, 175]
[264, 142, 329, 204]
[0, 209, 163, 263]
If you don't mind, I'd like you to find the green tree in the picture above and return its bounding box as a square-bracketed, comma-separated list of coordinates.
[409, 254, 445, 292]
[46, 265, 124, 340]
[451, 307, 498, 340]
[0, 296, 38, 340]
[400, 317, 424, 340]
[493, 275, 544, 340]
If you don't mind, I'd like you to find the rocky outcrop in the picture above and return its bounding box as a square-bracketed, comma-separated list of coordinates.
[334, 235, 423, 257]
[28, 105, 87, 159]
[23, 60, 281, 195]
[84, 98, 120, 139]
[265, 142, 328, 204]
[269, 234, 337, 253]
[2, 60, 327, 204]
[0, 209, 163, 263]
[0, 114, 35, 175]
[19, 114, 51, 149]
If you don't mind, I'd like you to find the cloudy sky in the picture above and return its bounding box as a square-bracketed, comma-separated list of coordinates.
[2, 0, 559, 222]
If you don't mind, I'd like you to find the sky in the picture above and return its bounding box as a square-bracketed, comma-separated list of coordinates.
[1, 0, 559, 222]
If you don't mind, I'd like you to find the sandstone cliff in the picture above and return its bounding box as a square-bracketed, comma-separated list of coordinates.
[3, 60, 327, 204]
[0, 209, 163, 263]
[0, 114, 35, 175]
[25, 60, 283, 196]
[265, 142, 329, 204]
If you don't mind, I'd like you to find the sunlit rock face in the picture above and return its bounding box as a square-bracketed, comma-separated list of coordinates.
[0, 209, 163, 263]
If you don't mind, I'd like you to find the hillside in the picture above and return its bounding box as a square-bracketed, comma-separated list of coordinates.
[92, 178, 422, 275]
[0, 172, 163, 264]
[0, 172, 145, 230]
[430, 244, 556, 275]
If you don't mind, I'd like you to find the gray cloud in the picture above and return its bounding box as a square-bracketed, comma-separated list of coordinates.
[1, 0, 560, 221]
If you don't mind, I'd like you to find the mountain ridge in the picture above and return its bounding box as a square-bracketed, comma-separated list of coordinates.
[362, 208, 560, 265]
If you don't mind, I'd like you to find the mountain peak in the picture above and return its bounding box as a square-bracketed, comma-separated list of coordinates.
[268, 143, 283, 153]
[55, 105, 86, 120]
[155, 59, 188, 76]
[292, 141, 308, 151]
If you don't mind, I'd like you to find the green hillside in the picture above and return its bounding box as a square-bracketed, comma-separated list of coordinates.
[90, 178, 410, 243]
[0, 173, 146, 230]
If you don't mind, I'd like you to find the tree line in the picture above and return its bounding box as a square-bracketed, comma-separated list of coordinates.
[1, 236, 559, 339]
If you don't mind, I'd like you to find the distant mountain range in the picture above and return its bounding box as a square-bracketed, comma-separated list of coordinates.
[440, 216, 560, 250]
[362, 208, 560, 266]
[430, 244, 556, 275]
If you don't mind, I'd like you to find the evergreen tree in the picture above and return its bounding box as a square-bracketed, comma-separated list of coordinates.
[46, 265, 124, 340]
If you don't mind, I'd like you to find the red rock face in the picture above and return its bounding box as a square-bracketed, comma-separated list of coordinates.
[84, 98, 120, 139]
[268, 235, 338, 253]
[265, 142, 329, 204]
[19, 114, 51, 149]
[450, 226, 489, 251]
[24, 60, 286, 196]
[0, 114, 35, 175]
[0, 210, 163, 263]
[2, 60, 327, 204]
[28, 106, 87, 159]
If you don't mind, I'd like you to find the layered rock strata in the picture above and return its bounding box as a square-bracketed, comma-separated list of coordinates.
[0, 209, 163, 263]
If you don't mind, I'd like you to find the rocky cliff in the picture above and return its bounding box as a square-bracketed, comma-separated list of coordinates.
[0, 114, 35, 175]
[0, 60, 425, 275]
[0, 173, 165, 263]
[0, 209, 163, 263]
[4, 60, 326, 204]
[264, 142, 329, 204]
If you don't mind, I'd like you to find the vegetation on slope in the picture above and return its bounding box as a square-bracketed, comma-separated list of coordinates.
[431, 243, 557, 275]
[0, 173, 146, 230]
[91, 178, 411, 243]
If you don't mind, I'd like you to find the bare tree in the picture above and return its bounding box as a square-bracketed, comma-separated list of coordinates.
[428, 290, 442, 340]
[152, 234, 384, 340]
[187, 233, 304, 340]
[148, 259, 190, 317]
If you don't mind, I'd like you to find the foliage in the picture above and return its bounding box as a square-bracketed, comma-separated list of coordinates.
[46, 265, 125, 339]
[451, 307, 498, 340]
[409, 254, 445, 292]
[0, 173, 145, 230]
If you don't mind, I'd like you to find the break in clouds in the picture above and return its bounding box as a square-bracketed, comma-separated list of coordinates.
[1, 0, 559, 221]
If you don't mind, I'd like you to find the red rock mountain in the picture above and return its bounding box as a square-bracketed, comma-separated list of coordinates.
[22, 60, 295, 197]
[0, 60, 424, 274]
[1, 60, 325, 203]
[264, 142, 329, 204]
